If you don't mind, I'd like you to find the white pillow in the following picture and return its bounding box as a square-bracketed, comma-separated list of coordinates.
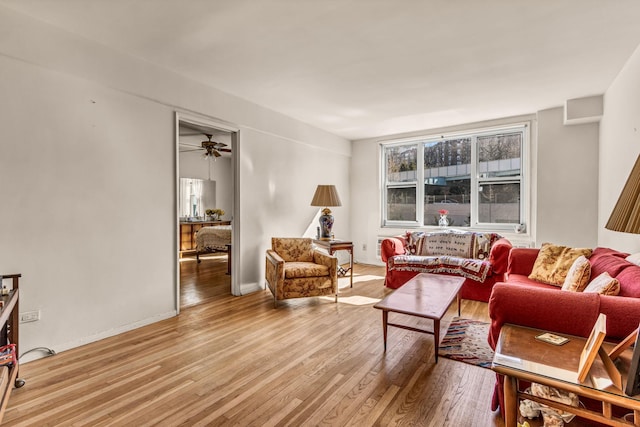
[626, 252, 640, 266]
[583, 272, 620, 296]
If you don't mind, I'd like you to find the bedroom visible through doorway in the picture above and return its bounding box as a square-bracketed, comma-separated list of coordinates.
[177, 119, 235, 309]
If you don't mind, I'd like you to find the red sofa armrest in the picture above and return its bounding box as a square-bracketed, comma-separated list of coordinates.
[487, 283, 600, 349]
[599, 295, 640, 340]
[380, 236, 407, 262]
[488, 238, 512, 275]
[507, 247, 540, 276]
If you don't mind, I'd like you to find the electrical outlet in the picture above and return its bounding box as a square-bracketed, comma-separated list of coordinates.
[362, 243, 367, 251]
[20, 310, 40, 323]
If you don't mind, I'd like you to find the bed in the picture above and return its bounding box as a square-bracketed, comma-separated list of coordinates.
[195, 225, 232, 263]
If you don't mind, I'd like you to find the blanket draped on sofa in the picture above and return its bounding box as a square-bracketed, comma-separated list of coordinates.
[382, 229, 512, 302]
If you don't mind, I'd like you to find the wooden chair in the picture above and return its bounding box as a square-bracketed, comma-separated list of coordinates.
[265, 237, 338, 307]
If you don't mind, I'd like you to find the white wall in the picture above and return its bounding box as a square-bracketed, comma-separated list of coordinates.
[351, 110, 600, 265]
[179, 153, 233, 220]
[0, 6, 350, 358]
[0, 55, 177, 354]
[599, 43, 640, 252]
[535, 107, 599, 248]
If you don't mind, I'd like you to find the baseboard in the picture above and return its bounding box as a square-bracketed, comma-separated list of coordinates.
[21, 310, 178, 363]
[240, 281, 264, 295]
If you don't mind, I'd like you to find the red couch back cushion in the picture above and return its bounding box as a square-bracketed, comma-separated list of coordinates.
[589, 247, 629, 278]
[589, 247, 640, 298]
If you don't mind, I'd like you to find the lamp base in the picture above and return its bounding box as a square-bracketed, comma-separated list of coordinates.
[319, 209, 334, 240]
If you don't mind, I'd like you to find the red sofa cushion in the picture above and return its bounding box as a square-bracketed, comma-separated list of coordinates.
[488, 283, 601, 348]
[589, 247, 629, 279]
[506, 248, 539, 276]
[380, 237, 405, 262]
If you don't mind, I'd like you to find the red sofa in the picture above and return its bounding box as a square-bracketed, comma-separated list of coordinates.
[488, 247, 640, 417]
[380, 230, 512, 302]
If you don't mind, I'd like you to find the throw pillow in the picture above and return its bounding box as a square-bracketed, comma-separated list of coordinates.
[583, 272, 621, 296]
[472, 232, 503, 260]
[528, 243, 593, 286]
[405, 231, 425, 255]
[561, 255, 591, 292]
[626, 252, 640, 267]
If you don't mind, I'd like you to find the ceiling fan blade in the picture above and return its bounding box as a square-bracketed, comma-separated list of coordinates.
[213, 150, 222, 158]
[180, 148, 204, 153]
[219, 148, 232, 153]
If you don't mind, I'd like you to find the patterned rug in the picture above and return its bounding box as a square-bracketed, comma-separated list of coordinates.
[438, 317, 494, 368]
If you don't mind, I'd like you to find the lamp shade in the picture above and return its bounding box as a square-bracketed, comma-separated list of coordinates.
[310, 185, 342, 207]
[606, 154, 640, 234]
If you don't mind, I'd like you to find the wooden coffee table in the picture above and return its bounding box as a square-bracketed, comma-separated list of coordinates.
[373, 273, 465, 363]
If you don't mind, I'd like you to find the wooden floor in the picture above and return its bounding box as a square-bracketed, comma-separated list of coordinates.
[4, 263, 509, 426]
[179, 251, 231, 308]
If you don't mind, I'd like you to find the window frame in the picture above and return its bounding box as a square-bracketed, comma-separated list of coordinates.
[381, 122, 529, 231]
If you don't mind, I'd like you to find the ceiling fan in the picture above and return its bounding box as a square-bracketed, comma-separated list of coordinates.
[181, 134, 231, 158]
[201, 134, 231, 158]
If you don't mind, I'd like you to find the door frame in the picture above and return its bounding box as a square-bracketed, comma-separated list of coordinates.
[174, 111, 240, 314]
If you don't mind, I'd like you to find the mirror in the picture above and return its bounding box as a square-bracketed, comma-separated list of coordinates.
[179, 178, 216, 221]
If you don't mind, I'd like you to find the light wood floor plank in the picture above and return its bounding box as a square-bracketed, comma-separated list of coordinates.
[4, 263, 512, 426]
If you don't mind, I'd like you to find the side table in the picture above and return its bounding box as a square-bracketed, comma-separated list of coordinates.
[313, 239, 353, 288]
[492, 324, 640, 426]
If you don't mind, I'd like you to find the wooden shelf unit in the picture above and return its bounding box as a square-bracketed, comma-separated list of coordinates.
[0, 274, 23, 424]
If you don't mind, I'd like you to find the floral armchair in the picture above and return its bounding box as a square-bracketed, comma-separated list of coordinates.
[265, 238, 338, 307]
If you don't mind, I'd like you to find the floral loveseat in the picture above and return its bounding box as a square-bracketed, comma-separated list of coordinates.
[380, 229, 512, 302]
[488, 244, 640, 418]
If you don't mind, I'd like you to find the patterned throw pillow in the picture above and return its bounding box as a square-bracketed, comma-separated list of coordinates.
[583, 272, 621, 296]
[528, 243, 593, 286]
[561, 255, 591, 292]
[405, 231, 426, 255]
[472, 232, 502, 260]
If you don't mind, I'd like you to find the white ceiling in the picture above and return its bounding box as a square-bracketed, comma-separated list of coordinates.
[3, 0, 640, 140]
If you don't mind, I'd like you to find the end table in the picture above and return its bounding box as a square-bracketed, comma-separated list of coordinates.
[313, 239, 353, 288]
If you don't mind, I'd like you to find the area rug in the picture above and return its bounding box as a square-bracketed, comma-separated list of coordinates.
[438, 317, 494, 368]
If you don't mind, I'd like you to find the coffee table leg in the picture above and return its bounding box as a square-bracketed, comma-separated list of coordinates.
[382, 310, 388, 351]
[457, 293, 461, 316]
[434, 319, 439, 363]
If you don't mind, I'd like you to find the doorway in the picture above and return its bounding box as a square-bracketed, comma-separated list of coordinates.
[175, 113, 239, 311]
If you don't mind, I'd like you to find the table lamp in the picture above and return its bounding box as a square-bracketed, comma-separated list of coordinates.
[606, 154, 640, 234]
[311, 185, 342, 240]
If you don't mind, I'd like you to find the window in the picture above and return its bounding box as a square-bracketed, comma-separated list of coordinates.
[382, 124, 527, 230]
